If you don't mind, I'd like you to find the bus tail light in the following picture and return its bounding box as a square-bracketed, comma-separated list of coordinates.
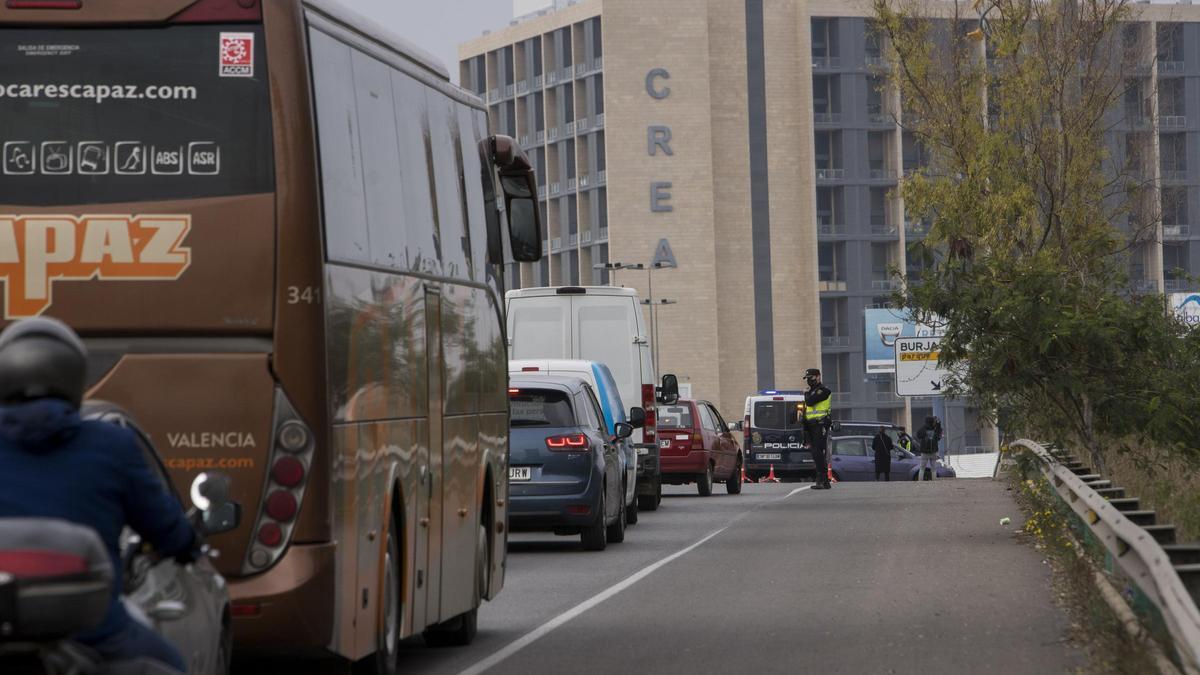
[642, 384, 656, 445]
[242, 389, 314, 574]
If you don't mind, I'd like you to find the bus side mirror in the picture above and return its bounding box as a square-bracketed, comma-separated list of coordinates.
[658, 374, 679, 404]
[628, 406, 646, 429]
[488, 135, 542, 263]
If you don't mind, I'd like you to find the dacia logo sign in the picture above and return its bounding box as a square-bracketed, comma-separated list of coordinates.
[0, 214, 191, 319]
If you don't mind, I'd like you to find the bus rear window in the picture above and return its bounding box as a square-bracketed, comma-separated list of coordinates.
[0, 25, 274, 206]
[509, 389, 575, 428]
[753, 401, 805, 430]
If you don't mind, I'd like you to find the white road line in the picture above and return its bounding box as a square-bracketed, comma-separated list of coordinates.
[458, 485, 812, 675]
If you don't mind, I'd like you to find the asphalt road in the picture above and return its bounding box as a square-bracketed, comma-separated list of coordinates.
[383, 478, 1083, 675]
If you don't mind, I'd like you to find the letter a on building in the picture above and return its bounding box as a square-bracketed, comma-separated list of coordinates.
[651, 238, 678, 268]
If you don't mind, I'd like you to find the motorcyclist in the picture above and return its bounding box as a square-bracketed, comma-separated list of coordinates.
[801, 368, 833, 489]
[0, 318, 198, 672]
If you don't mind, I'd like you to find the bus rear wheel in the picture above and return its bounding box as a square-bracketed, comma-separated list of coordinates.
[355, 521, 400, 675]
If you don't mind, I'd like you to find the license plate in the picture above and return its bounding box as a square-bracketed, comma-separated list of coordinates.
[659, 439, 671, 448]
[509, 467, 531, 481]
[637, 447, 650, 455]
[757, 453, 781, 461]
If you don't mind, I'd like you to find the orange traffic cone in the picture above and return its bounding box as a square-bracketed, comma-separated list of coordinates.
[741, 463, 755, 483]
[827, 464, 838, 485]
[764, 464, 781, 483]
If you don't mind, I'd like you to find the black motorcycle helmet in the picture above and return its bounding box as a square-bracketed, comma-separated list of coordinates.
[0, 317, 88, 409]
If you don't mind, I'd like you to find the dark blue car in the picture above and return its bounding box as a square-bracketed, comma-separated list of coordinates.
[508, 375, 634, 551]
[829, 435, 957, 481]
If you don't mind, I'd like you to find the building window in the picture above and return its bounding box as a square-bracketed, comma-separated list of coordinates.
[818, 242, 846, 289]
[1162, 186, 1188, 230]
[1159, 78, 1186, 121]
[816, 186, 843, 233]
[867, 131, 892, 179]
[813, 75, 840, 121]
[532, 36, 543, 77]
[811, 17, 838, 66]
[814, 130, 842, 177]
[1157, 23, 1184, 67]
[1161, 133, 1187, 179]
[866, 76, 888, 122]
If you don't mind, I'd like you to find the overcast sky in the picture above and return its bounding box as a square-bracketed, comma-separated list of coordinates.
[348, 0, 519, 83]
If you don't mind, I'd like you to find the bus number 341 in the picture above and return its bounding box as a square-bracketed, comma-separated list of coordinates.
[287, 286, 321, 305]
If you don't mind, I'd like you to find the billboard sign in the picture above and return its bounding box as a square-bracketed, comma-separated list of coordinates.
[895, 336, 951, 396]
[864, 308, 943, 374]
[1171, 292, 1200, 329]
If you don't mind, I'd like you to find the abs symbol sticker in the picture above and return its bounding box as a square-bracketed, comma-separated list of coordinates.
[219, 32, 254, 77]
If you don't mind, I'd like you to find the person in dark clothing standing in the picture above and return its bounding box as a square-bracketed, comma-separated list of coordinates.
[0, 318, 198, 672]
[872, 427, 894, 481]
[915, 415, 943, 481]
[801, 368, 833, 489]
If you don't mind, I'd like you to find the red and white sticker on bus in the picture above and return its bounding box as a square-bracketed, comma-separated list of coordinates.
[0, 215, 192, 319]
[219, 32, 254, 78]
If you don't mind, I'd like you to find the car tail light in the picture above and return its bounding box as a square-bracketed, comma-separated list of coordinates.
[242, 389, 315, 574]
[5, 1, 81, 8]
[642, 384, 656, 444]
[508, 388, 520, 395]
[171, 0, 260, 23]
[566, 505, 591, 515]
[231, 602, 261, 617]
[546, 434, 588, 450]
[691, 432, 705, 451]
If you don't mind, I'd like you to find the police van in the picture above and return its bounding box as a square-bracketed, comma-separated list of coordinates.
[742, 390, 814, 481]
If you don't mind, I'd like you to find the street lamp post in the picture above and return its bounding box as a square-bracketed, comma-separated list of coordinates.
[642, 298, 677, 374]
[593, 261, 676, 372]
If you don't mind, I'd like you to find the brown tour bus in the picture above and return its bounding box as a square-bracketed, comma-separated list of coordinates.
[0, 0, 542, 671]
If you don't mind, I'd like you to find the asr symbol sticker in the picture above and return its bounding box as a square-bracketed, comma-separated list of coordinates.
[219, 32, 254, 78]
[0, 214, 192, 319]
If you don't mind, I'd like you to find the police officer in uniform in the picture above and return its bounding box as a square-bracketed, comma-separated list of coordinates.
[802, 368, 833, 489]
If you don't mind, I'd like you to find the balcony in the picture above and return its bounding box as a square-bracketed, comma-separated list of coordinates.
[576, 117, 590, 132]
[536, 129, 545, 143]
[594, 57, 603, 71]
[873, 391, 902, 403]
[568, 233, 578, 247]
[568, 177, 577, 190]
[1164, 224, 1191, 238]
[517, 81, 529, 95]
[816, 220, 845, 236]
[565, 121, 576, 135]
[818, 280, 848, 292]
[865, 54, 887, 69]
[812, 56, 842, 70]
[871, 279, 900, 291]
[821, 335, 850, 347]
[537, 185, 547, 199]
[550, 237, 562, 252]
[546, 70, 559, 85]
[813, 112, 843, 124]
[597, 170, 607, 185]
[1161, 115, 1187, 129]
[868, 168, 897, 180]
[1160, 60, 1186, 74]
[580, 173, 591, 188]
[519, 134, 530, 147]
[541, 240, 549, 255]
[1125, 114, 1151, 129]
[487, 88, 499, 102]
[595, 113, 605, 128]
[1161, 169, 1188, 182]
[582, 230, 593, 244]
[560, 67, 574, 82]
[534, 74, 544, 88]
[1131, 279, 1159, 294]
[576, 63, 588, 77]
[870, 223, 898, 236]
[815, 168, 844, 181]
[598, 227, 609, 242]
[550, 182, 561, 196]
[1165, 278, 1190, 291]
[503, 83, 514, 98]
[548, 126, 559, 141]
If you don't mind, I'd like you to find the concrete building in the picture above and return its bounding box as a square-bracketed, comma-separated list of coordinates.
[459, 0, 1200, 452]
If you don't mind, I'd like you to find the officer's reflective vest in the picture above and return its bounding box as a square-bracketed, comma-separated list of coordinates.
[805, 396, 831, 421]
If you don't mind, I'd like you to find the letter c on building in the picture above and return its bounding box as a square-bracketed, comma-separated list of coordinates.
[646, 68, 670, 99]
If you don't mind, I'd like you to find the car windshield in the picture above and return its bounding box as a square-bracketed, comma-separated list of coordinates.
[656, 405, 693, 429]
[753, 401, 805, 430]
[509, 388, 575, 427]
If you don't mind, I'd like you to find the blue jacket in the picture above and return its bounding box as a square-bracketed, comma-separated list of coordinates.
[0, 399, 196, 641]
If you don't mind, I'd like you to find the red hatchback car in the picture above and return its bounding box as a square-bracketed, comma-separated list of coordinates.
[656, 400, 742, 496]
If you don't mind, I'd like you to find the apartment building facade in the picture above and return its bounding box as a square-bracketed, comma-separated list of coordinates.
[459, 0, 1200, 451]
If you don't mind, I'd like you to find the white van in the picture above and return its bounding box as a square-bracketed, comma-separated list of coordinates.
[506, 286, 670, 510]
[509, 359, 645, 524]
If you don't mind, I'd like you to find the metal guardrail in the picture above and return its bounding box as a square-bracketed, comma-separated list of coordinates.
[1011, 439, 1200, 673]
